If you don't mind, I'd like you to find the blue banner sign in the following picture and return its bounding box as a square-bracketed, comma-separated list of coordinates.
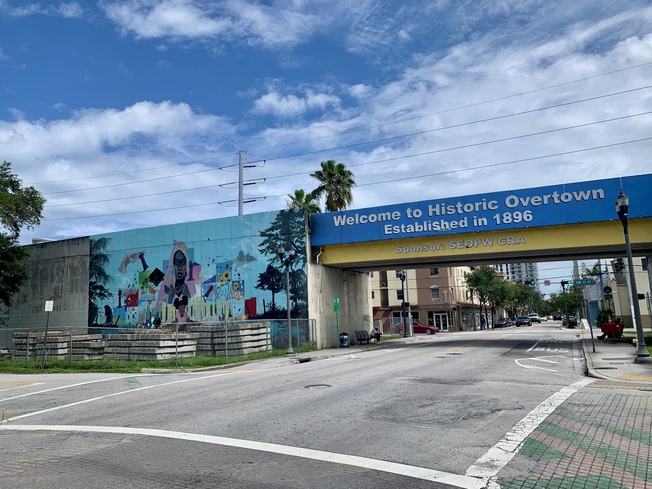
[310, 173, 652, 246]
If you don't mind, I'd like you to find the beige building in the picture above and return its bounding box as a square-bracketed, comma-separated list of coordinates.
[370, 266, 482, 333]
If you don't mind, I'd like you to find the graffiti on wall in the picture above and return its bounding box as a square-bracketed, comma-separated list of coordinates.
[90, 209, 307, 328]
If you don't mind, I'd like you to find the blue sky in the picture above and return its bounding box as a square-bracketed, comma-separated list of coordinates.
[2, 1, 652, 292]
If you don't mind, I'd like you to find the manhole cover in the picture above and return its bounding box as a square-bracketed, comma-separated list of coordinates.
[305, 384, 331, 389]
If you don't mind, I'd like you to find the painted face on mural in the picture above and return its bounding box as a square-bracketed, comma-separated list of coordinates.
[173, 250, 187, 282]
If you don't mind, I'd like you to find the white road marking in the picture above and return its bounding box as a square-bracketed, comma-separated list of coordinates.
[465, 377, 594, 481]
[0, 375, 148, 403]
[1, 370, 252, 423]
[0, 424, 486, 489]
[0, 382, 45, 392]
[514, 359, 558, 372]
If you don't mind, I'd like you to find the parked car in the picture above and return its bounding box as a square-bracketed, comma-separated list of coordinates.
[528, 313, 541, 323]
[515, 316, 532, 326]
[412, 321, 439, 334]
[495, 317, 513, 328]
[563, 315, 578, 328]
[553, 313, 562, 320]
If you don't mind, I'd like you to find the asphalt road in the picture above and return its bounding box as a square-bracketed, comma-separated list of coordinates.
[0, 321, 586, 488]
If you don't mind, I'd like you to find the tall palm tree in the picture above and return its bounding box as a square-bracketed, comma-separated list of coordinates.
[287, 189, 321, 215]
[310, 160, 355, 212]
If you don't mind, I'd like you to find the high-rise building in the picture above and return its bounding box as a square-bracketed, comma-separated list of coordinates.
[493, 262, 539, 287]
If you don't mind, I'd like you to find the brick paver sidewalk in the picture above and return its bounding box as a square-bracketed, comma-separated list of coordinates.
[496, 380, 652, 489]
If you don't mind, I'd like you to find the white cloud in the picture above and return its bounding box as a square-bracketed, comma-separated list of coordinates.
[99, 0, 318, 46]
[252, 86, 340, 117]
[100, 0, 232, 39]
[3, 1, 83, 18]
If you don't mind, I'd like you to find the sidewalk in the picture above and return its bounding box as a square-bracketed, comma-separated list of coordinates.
[495, 328, 652, 488]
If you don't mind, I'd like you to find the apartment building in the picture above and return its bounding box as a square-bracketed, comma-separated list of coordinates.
[370, 266, 481, 333]
[493, 262, 539, 288]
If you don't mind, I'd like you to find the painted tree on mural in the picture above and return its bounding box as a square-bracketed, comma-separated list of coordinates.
[257, 209, 307, 317]
[310, 160, 356, 212]
[0, 161, 45, 311]
[255, 264, 285, 316]
[88, 237, 113, 326]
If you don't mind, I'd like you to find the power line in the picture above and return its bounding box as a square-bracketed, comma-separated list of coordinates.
[256, 85, 652, 164]
[243, 61, 652, 155]
[44, 135, 650, 220]
[25, 62, 652, 191]
[27, 152, 235, 186]
[38, 87, 652, 199]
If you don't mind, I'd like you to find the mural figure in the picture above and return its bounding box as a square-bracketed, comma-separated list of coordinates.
[174, 295, 192, 330]
[163, 241, 196, 304]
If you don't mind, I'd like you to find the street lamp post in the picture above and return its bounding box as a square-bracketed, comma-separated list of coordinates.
[615, 190, 651, 364]
[469, 288, 477, 331]
[561, 280, 570, 328]
[278, 245, 296, 355]
[398, 271, 408, 337]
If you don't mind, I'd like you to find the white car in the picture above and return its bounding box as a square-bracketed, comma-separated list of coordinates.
[528, 313, 541, 323]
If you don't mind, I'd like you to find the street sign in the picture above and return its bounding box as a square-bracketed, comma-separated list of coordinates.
[604, 293, 613, 300]
[603, 286, 612, 294]
[544, 280, 551, 286]
[333, 297, 340, 312]
[573, 279, 595, 286]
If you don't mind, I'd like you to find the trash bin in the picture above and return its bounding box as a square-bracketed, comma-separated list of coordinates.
[339, 332, 350, 347]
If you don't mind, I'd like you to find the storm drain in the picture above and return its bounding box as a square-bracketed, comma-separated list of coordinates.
[304, 384, 331, 389]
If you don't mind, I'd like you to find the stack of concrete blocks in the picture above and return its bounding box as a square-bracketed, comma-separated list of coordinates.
[12, 331, 105, 360]
[188, 321, 271, 356]
[104, 330, 199, 360]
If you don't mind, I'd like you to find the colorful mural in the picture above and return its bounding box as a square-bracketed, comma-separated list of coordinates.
[90, 209, 307, 328]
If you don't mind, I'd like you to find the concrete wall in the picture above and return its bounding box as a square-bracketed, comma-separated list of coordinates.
[4, 237, 90, 333]
[308, 262, 372, 348]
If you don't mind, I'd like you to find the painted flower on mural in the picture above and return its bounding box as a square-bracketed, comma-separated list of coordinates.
[220, 269, 231, 285]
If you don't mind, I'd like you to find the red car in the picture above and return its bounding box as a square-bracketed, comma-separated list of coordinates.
[412, 321, 439, 334]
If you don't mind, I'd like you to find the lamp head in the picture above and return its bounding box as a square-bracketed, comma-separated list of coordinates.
[615, 190, 629, 219]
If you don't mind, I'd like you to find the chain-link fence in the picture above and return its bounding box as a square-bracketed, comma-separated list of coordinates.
[0, 318, 316, 366]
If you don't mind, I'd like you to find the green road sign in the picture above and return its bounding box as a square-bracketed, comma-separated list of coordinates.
[333, 296, 340, 312]
[604, 293, 613, 300]
[574, 279, 595, 286]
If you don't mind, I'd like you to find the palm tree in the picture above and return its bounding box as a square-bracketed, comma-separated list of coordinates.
[310, 160, 356, 212]
[287, 189, 321, 215]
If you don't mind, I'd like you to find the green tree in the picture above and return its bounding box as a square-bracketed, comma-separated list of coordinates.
[465, 266, 501, 326]
[310, 160, 356, 212]
[0, 161, 45, 309]
[88, 237, 113, 326]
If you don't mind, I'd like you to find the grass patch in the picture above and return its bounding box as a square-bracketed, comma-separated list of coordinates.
[623, 332, 652, 356]
[0, 342, 319, 374]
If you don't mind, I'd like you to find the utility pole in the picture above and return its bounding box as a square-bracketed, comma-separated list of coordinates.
[238, 150, 245, 216]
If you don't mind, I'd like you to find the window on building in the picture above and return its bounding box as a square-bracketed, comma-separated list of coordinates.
[429, 267, 439, 276]
[430, 286, 440, 301]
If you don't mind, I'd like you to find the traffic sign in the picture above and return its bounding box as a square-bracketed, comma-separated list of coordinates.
[603, 286, 612, 294]
[544, 280, 551, 286]
[333, 296, 340, 312]
[573, 279, 595, 286]
[604, 293, 613, 300]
